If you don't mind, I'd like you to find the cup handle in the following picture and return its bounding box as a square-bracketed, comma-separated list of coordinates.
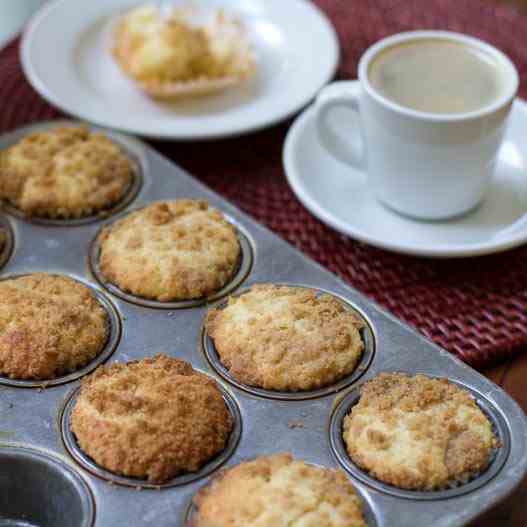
[314, 81, 365, 170]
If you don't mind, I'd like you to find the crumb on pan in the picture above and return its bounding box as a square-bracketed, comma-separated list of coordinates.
[97, 199, 240, 301]
[206, 284, 364, 392]
[113, 4, 255, 99]
[0, 126, 134, 219]
[70, 354, 233, 483]
[343, 373, 498, 490]
[191, 453, 367, 527]
[287, 419, 305, 429]
[0, 273, 108, 380]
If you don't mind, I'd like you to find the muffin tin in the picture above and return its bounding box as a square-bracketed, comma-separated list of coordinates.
[0, 120, 526, 527]
[0, 214, 14, 271]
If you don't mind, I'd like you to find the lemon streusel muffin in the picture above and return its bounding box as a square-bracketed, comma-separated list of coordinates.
[70, 355, 233, 483]
[0, 274, 108, 380]
[113, 4, 254, 99]
[206, 285, 364, 392]
[191, 453, 367, 527]
[343, 373, 498, 490]
[0, 126, 133, 219]
[97, 200, 240, 301]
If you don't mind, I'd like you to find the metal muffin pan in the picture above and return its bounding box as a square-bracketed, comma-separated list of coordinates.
[0, 214, 14, 271]
[0, 445, 95, 527]
[0, 120, 526, 527]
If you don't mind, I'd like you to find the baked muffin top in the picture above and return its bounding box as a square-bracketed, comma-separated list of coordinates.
[0, 126, 133, 218]
[343, 373, 497, 490]
[70, 354, 233, 483]
[0, 274, 108, 380]
[206, 285, 364, 391]
[191, 453, 367, 527]
[98, 200, 240, 301]
[113, 5, 254, 99]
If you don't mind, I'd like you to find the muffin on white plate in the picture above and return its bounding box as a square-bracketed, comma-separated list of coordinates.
[112, 4, 255, 99]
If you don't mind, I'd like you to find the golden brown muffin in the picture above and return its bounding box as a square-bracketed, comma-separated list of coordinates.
[191, 453, 367, 527]
[70, 355, 233, 483]
[0, 274, 108, 380]
[0, 126, 133, 218]
[206, 285, 364, 391]
[97, 200, 240, 301]
[343, 373, 498, 490]
[113, 5, 254, 99]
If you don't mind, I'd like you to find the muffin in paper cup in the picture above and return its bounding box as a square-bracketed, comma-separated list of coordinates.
[113, 4, 255, 99]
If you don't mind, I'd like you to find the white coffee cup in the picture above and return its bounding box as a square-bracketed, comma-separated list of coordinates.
[315, 31, 519, 220]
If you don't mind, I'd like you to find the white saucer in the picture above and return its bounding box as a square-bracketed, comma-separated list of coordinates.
[284, 90, 527, 258]
[21, 0, 339, 140]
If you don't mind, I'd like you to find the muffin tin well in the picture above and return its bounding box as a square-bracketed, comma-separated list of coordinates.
[0, 120, 526, 527]
[329, 376, 511, 501]
[60, 378, 242, 489]
[0, 275, 121, 389]
[88, 215, 253, 310]
[0, 214, 14, 271]
[201, 285, 375, 401]
[0, 445, 94, 527]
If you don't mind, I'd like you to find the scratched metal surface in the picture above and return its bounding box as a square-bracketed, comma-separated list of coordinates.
[0, 120, 526, 527]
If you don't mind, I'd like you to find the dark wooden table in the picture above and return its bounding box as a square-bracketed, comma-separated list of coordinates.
[473, 354, 527, 525]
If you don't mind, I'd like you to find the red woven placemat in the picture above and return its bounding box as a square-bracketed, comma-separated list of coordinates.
[1, 0, 527, 369]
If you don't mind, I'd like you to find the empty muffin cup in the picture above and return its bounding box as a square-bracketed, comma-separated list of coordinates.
[0, 445, 94, 527]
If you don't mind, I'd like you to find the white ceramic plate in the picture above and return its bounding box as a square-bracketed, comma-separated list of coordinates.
[21, 0, 339, 140]
[284, 88, 527, 258]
